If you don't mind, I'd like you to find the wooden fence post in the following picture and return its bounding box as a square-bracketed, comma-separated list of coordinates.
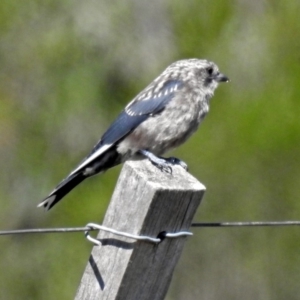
[75, 159, 205, 300]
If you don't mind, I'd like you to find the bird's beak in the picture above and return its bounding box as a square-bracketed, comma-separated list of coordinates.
[215, 73, 229, 83]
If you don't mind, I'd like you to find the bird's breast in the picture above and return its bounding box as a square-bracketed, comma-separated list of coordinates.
[117, 92, 209, 156]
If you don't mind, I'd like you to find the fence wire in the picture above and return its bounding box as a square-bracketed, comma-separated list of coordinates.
[1, 221, 300, 236]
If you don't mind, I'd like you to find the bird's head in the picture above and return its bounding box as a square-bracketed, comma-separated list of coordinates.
[165, 59, 229, 96]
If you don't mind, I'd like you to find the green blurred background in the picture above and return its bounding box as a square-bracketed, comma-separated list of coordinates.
[1, 1, 300, 299]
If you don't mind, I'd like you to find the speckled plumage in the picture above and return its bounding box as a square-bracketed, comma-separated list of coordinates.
[39, 58, 228, 210]
[119, 59, 226, 156]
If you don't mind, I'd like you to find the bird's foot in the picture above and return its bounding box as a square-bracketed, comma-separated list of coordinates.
[165, 157, 188, 171]
[139, 150, 188, 174]
[139, 150, 172, 174]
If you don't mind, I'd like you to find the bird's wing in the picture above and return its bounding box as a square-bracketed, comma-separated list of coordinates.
[125, 79, 182, 116]
[70, 79, 182, 175]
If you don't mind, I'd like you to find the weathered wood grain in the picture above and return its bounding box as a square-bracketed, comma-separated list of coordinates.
[75, 159, 205, 300]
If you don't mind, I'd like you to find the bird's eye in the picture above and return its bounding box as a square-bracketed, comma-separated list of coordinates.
[206, 67, 214, 76]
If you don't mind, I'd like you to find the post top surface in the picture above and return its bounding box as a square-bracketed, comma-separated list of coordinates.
[125, 159, 206, 192]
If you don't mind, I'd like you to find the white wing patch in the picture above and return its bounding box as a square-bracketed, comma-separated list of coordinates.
[124, 80, 180, 117]
[69, 143, 112, 176]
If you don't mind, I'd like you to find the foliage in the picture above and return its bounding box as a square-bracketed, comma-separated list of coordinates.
[1, 1, 300, 299]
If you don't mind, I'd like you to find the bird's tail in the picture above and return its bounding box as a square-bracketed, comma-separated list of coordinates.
[38, 172, 85, 211]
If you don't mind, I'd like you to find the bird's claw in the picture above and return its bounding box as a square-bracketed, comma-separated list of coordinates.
[157, 162, 173, 174]
[151, 156, 188, 174]
[139, 150, 187, 174]
[165, 157, 188, 171]
[150, 158, 173, 174]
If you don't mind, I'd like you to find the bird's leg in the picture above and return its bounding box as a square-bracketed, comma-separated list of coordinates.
[139, 150, 188, 173]
[139, 150, 173, 174]
[164, 157, 188, 171]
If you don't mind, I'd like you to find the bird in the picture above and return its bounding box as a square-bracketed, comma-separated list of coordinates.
[38, 58, 229, 210]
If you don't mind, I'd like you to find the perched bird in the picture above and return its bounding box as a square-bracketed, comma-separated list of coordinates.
[38, 58, 229, 210]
